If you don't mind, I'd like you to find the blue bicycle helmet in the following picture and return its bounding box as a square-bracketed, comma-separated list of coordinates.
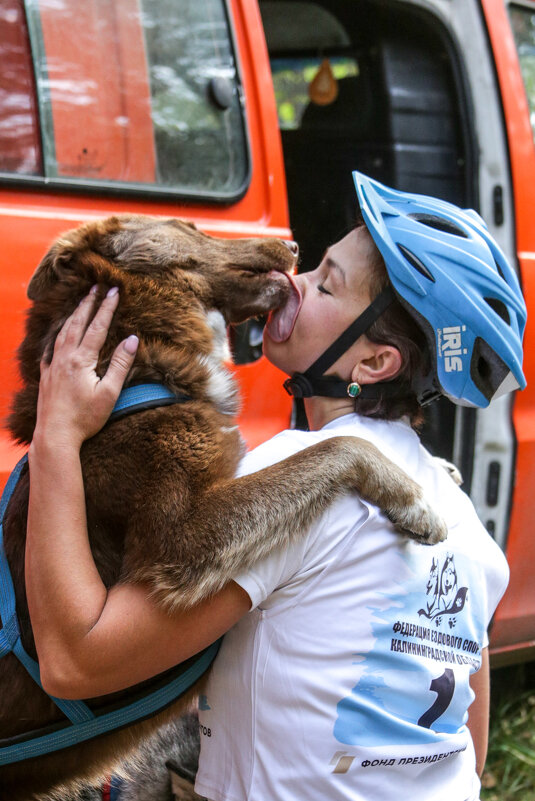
[353, 171, 527, 408]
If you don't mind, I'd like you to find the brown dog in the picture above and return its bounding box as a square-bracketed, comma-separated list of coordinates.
[0, 216, 445, 800]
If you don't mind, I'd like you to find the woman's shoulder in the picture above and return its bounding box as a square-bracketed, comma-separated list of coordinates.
[237, 427, 322, 476]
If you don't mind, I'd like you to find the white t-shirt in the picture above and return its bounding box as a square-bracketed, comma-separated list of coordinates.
[195, 414, 509, 801]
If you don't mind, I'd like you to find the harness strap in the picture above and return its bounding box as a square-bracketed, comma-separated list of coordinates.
[0, 639, 220, 765]
[0, 454, 95, 724]
[0, 612, 19, 657]
[12, 640, 96, 723]
[0, 382, 217, 763]
[0, 456, 26, 654]
[109, 384, 191, 422]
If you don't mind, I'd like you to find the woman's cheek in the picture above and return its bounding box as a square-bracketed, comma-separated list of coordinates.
[262, 334, 291, 373]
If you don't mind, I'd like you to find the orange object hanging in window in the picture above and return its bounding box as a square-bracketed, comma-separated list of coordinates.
[308, 58, 338, 105]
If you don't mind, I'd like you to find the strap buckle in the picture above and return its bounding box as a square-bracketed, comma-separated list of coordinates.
[283, 374, 315, 398]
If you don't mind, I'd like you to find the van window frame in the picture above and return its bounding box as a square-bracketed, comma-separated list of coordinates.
[507, 0, 535, 146]
[0, 0, 252, 205]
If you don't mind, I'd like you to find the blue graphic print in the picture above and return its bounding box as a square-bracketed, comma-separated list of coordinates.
[334, 548, 487, 747]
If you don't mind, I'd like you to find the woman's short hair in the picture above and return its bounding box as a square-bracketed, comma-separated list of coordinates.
[357, 223, 429, 426]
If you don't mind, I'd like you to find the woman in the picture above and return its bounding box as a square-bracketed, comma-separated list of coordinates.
[27, 173, 525, 800]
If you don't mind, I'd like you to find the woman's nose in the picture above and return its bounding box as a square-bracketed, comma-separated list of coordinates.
[297, 267, 318, 286]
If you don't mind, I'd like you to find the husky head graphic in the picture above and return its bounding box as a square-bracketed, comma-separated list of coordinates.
[439, 554, 458, 610]
[419, 553, 468, 624]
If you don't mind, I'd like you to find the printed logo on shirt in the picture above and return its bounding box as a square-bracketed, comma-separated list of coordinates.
[330, 751, 356, 774]
[418, 554, 468, 627]
[329, 744, 468, 774]
[333, 547, 485, 749]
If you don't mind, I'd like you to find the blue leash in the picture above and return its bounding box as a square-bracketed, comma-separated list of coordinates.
[0, 384, 221, 765]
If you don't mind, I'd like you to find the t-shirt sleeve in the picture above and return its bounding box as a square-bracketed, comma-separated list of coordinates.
[233, 497, 369, 610]
[233, 524, 312, 610]
[232, 429, 369, 610]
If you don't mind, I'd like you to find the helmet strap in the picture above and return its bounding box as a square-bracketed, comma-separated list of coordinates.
[283, 286, 400, 399]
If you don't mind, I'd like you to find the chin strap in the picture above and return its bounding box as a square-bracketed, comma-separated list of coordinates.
[283, 286, 400, 399]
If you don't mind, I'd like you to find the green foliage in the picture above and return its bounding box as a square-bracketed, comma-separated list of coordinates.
[509, 6, 535, 140]
[481, 663, 535, 801]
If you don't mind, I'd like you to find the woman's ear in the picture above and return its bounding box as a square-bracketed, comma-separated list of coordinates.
[352, 343, 402, 385]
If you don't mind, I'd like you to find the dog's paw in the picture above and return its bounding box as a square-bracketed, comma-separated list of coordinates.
[434, 457, 463, 486]
[387, 493, 448, 546]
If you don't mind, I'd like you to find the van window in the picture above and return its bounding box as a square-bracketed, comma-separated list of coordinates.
[509, 5, 535, 141]
[0, 0, 42, 175]
[271, 56, 360, 130]
[1, 0, 248, 200]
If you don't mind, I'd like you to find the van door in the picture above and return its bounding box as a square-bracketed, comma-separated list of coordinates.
[258, 0, 529, 659]
[478, 0, 535, 662]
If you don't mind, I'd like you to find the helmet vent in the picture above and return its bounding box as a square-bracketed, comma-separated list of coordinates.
[397, 244, 435, 282]
[471, 337, 510, 402]
[477, 356, 491, 382]
[359, 185, 379, 223]
[408, 213, 468, 238]
[485, 297, 510, 325]
[494, 259, 506, 282]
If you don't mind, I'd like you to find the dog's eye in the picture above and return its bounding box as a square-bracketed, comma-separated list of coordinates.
[317, 284, 331, 295]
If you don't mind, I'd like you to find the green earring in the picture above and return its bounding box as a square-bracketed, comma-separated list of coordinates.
[347, 382, 361, 398]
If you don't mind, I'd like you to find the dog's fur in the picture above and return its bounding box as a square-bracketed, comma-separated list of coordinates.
[0, 216, 445, 800]
[59, 713, 205, 801]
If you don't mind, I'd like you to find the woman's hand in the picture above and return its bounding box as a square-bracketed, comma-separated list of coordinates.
[34, 286, 139, 451]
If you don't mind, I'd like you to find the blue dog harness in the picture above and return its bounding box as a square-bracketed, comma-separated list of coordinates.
[0, 384, 221, 765]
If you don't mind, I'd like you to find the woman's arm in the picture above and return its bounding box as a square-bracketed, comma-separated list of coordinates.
[467, 646, 490, 777]
[26, 289, 250, 699]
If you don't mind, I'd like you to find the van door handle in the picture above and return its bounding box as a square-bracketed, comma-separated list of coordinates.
[493, 185, 504, 226]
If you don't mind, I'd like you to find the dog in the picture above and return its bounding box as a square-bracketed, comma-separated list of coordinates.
[0, 215, 446, 800]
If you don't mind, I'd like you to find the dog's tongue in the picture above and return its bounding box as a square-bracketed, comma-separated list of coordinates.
[265, 274, 302, 343]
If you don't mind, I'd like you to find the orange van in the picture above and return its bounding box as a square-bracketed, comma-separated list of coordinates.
[0, 0, 294, 468]
[1, 0, 534, 665]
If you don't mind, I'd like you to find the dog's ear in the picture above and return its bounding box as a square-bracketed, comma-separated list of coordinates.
[27, 219, 122, 300]
[27, 237, 79, 301]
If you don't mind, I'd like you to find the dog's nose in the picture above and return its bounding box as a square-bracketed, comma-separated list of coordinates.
[282, 239, 299, 258]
